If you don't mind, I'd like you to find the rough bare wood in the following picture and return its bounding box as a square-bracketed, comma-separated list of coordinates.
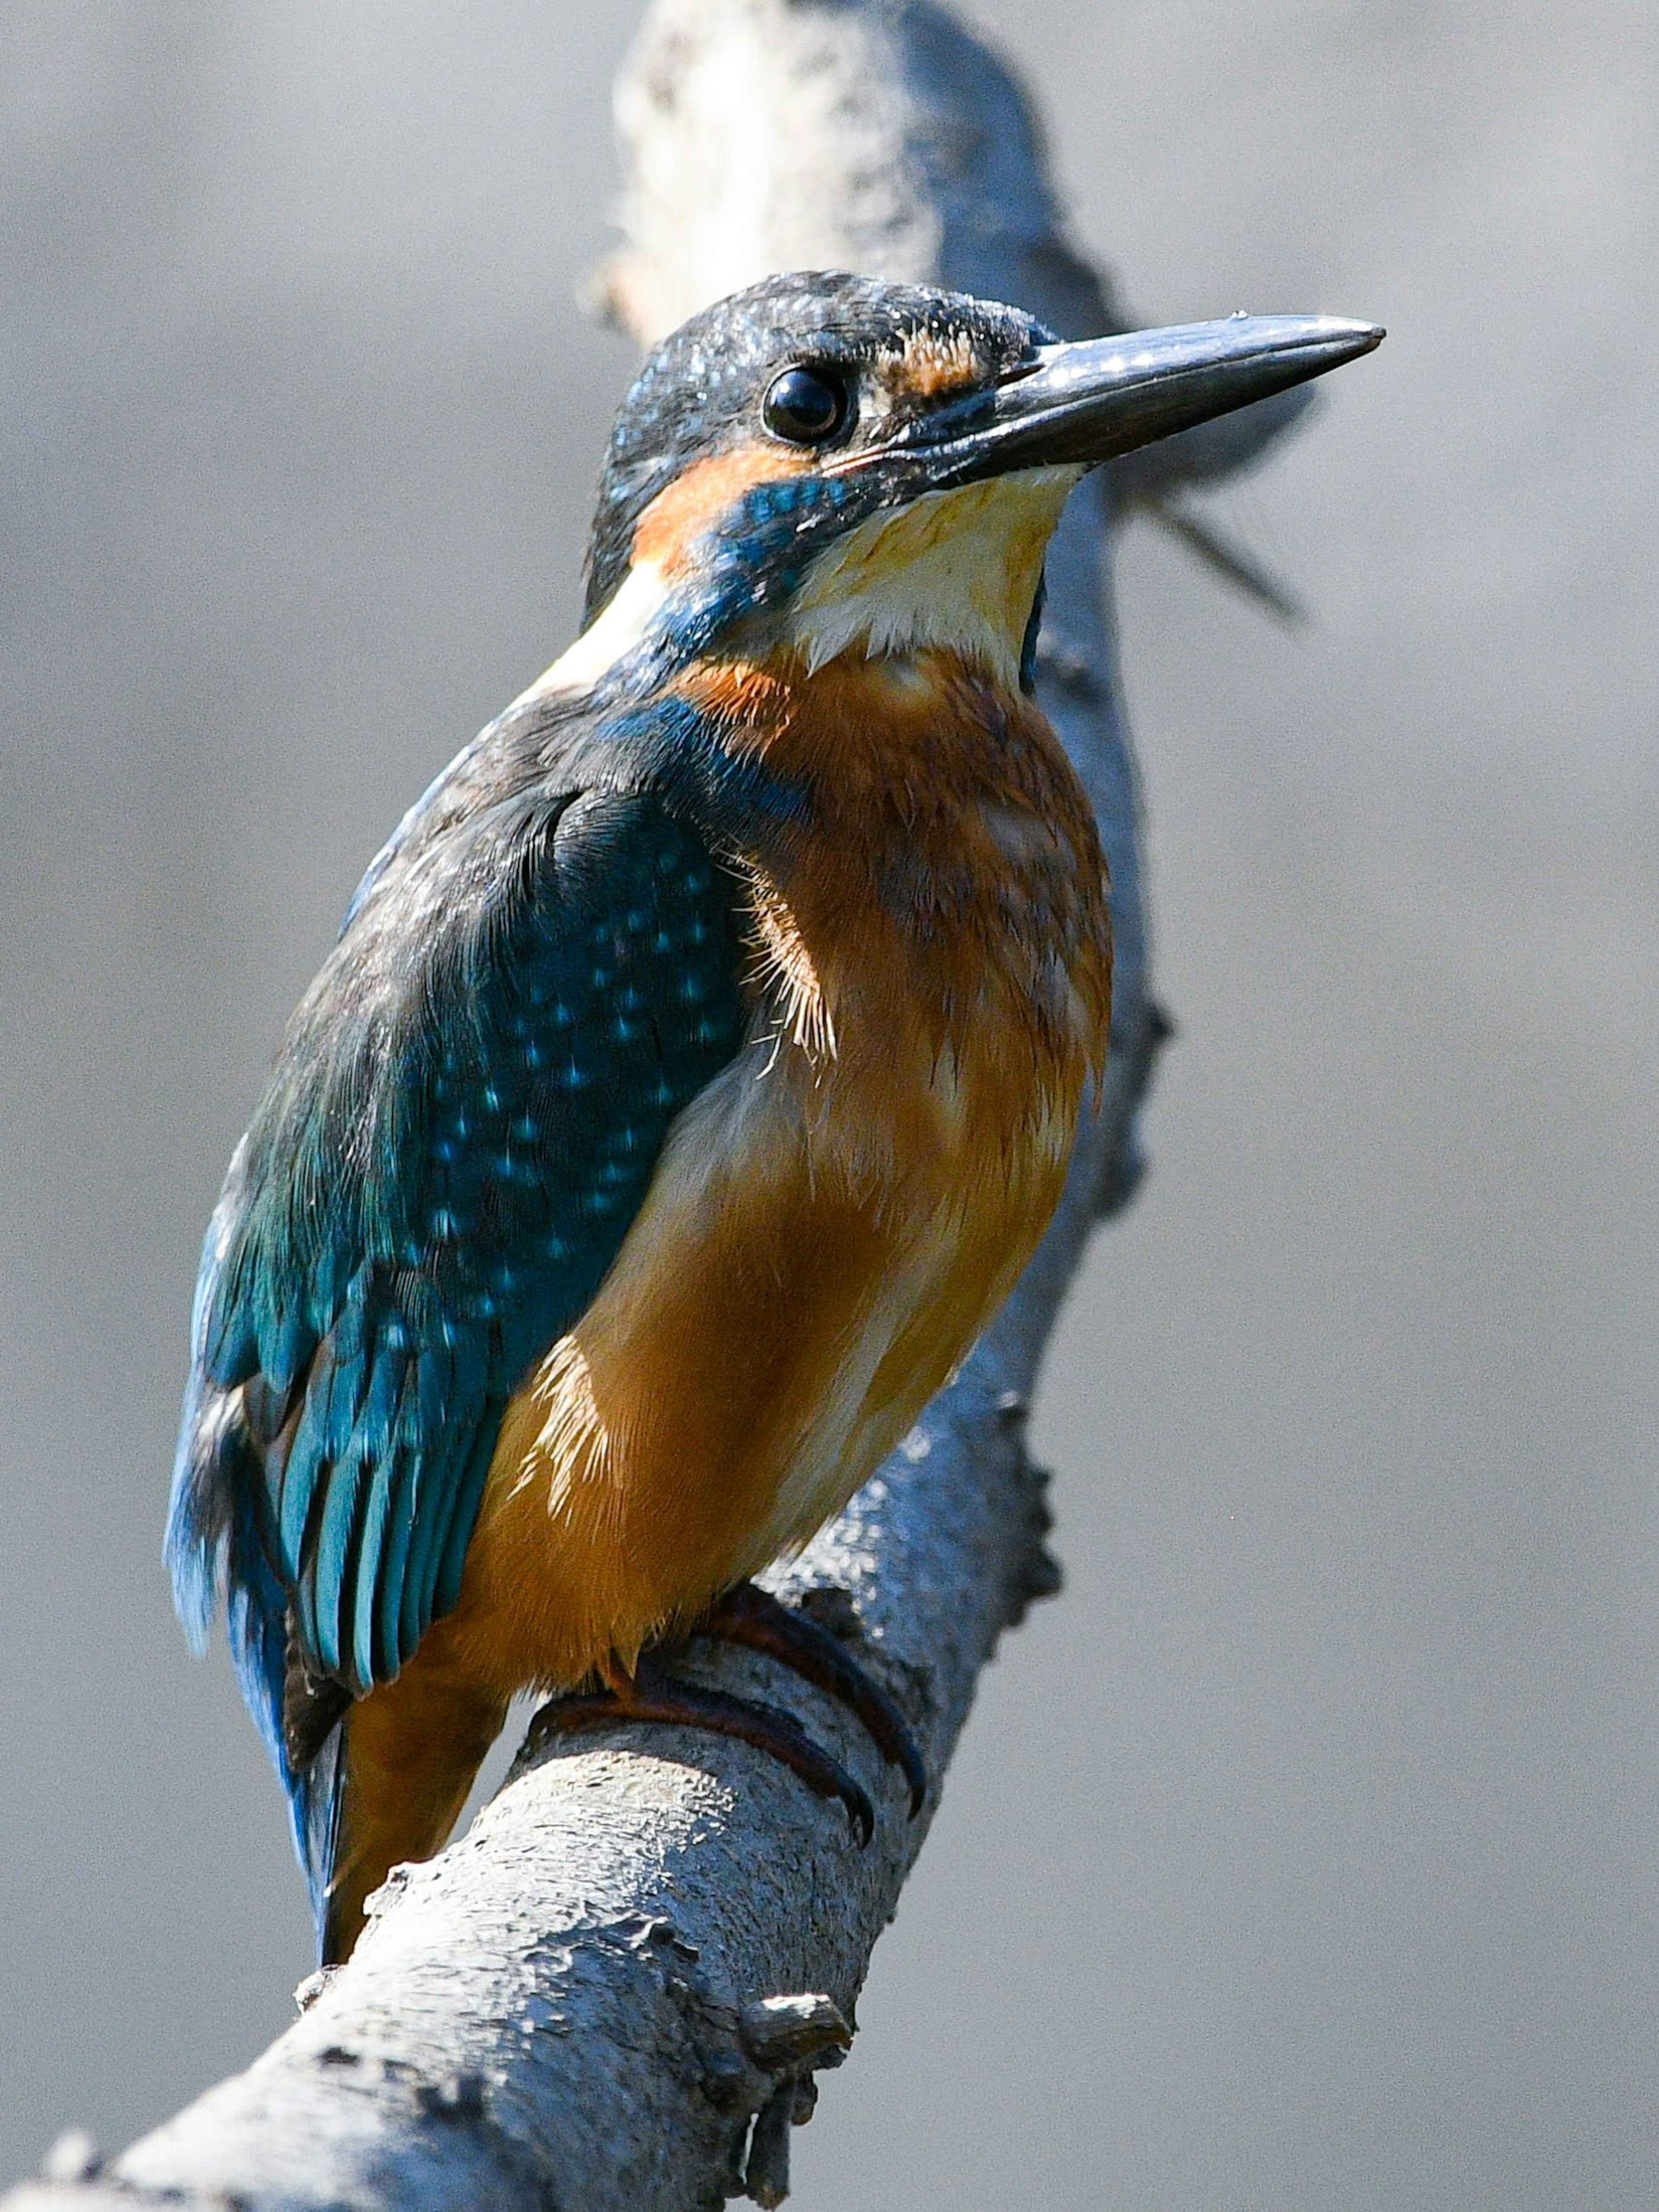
[5, 4, 1300, 2204]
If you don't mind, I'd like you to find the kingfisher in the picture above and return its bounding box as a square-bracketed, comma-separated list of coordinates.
[165, 272, 1380, 1965]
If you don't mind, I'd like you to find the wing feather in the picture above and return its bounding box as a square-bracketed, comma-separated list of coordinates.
[165, 771, 746, 1915]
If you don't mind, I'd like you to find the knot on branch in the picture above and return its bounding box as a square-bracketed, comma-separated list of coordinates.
[575, 1914, 854, 2206]
[734, 1996, 851, 2207]
[1095, 999, 1177, 1221]
[994, 1393, 1064, 1629]
[38, 2138, 101, 2190]
[738, 1993, 852, 2073]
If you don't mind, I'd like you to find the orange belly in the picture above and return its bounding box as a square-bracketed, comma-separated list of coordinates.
[323, 999, 1083, 1956]
[420, 647, 1112, 1700]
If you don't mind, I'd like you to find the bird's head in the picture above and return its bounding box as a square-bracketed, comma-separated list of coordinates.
[543, 272, 1380, 697]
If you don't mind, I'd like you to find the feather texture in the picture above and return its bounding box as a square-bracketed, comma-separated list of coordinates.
[164, 703, 756, 1910]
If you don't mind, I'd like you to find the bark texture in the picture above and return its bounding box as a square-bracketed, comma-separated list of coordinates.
[6, 4, 1299, 2205]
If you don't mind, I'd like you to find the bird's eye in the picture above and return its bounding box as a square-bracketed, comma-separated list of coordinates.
[762, 365, 849, 446]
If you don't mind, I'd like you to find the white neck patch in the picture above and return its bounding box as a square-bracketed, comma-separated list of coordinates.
[511, 558, 671, 707]
[774, 464, 1082, 690]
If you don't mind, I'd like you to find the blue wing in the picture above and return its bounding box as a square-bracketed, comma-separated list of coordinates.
[165, 767, 746, 1910]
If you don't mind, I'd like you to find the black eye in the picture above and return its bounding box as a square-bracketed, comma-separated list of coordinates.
[763, 365, 849, 445]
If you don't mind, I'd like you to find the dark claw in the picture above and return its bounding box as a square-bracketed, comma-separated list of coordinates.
[697, 1582, 928, 1818]
[527, 1658, 875, 1845]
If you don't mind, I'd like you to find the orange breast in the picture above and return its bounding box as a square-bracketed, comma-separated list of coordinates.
[429, 649, 1111, 1698]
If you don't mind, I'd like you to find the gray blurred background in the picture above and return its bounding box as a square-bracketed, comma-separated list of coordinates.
[2, 1, 1653, 2204]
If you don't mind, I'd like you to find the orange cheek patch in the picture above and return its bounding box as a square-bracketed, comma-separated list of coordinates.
[671, 656, 792, 735]
[631, 442, 813, 576]
[877, 328, 986, 402]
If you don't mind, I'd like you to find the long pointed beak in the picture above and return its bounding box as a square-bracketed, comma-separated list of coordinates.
[874, 314, 1384, 487]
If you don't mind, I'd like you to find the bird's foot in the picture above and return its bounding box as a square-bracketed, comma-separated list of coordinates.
[696, 1581, 926, 1817]
[526, 1652, 877, 1845]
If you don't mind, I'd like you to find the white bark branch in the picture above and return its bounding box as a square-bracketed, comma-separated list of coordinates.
[6, 4, 1297, 2203]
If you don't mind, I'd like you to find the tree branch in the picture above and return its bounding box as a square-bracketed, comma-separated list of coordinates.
[5, 3, 1277, 2203]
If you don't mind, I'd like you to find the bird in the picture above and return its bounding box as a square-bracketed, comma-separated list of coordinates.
[165, 271, 1380, 1966]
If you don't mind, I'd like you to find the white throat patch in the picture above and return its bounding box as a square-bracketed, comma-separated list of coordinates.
[775, 464, 1081, 689]
[511, 559, 671, 706]
[508, 460, 1081, 706]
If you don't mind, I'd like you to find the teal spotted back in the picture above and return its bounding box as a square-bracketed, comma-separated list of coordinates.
[165, 761, 747, 1913]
